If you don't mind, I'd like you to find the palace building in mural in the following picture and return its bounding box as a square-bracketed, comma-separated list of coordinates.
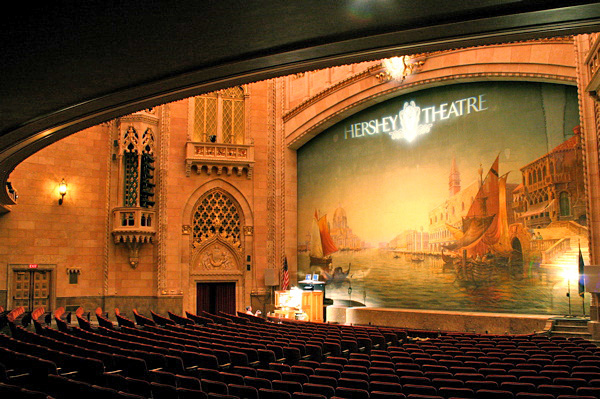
[3, 34, 600, 333]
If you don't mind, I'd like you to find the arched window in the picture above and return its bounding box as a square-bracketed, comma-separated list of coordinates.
[559, 192, 570, 217]
[121, 126, 155, 208]
[192, 86, 245, 144]
[192, 190, 242, 246]
[193, 92, 218, 142]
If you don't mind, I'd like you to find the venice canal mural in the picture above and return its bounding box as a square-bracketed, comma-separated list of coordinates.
[297, 81, 587, 315]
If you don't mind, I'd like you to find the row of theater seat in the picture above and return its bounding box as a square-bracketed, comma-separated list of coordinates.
[2, 308, 600, 399]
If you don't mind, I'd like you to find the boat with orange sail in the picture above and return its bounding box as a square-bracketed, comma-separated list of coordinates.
[309, 210, 338, 268]
[443, 155, 517, 281]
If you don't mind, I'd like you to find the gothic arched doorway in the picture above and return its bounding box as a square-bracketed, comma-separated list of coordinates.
[188, 188, 246, 315]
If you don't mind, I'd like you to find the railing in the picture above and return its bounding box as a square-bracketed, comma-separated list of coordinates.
[111, 207, 156, 243]
[185, 142, 254, 178]
[5, 181, 17, 203]
[530, 238, 558, 253]
[542, 237, 571, 264]
[587, 33, 600, 77]
[549, 220, 589, 237]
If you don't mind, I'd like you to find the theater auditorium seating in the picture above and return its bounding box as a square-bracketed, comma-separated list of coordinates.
[0, 307, 599, 399]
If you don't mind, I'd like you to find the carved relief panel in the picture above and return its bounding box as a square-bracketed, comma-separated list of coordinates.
[191, 236, 242, 276]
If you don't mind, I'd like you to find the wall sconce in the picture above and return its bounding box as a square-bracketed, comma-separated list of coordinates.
[58, 178, 67, 205]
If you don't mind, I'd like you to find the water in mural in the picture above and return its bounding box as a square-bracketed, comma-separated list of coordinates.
[300, 249, 585, 315]
[298, 81, 588, 315]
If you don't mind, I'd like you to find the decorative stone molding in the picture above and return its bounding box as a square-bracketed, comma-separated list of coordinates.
[66, 268, 81, 275]
[287, 71, 577, 150]
[267, 80, 277, 269]
[283, 64, 377, 122]
[243, 226, 253, 236]
[185, 142, 254, 179]
[157, 105, 169, 294]
[103, 120, 117, 296]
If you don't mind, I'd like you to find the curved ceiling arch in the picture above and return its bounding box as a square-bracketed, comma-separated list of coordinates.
[2, 2, 600, 205]
[285, 39, 577, 149]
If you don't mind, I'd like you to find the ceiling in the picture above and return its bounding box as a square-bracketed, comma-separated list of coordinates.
[2, 1, 600, 204]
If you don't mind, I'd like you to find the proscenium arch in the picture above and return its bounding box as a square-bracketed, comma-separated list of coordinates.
[284, 39, 578, 149]
[3, 3, 600, 205]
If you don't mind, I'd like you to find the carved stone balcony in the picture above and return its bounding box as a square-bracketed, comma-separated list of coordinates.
[0, 181, 18, 214]
[185, 142, 254, 179]
[111, 207, 156, 267]
[586, 33, 600, 100]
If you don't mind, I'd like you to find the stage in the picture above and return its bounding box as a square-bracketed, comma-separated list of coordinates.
[326, 306, 555, 335]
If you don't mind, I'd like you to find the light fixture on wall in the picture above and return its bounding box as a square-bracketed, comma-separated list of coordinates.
[378, 55, 425, 82]
[58, 178, 67, 205]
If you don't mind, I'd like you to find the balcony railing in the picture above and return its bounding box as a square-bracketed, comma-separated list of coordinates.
[185, 142, 254, 179]
[111, 207, 156, 268]
[111, 207, 156, 244]
[1, 181, 18, 213]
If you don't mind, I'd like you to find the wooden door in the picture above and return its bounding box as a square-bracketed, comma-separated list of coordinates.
[12, 270, 51, 311]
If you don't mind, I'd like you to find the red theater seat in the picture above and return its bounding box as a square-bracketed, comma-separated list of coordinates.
[293, 393, 327, 399]
[474, 389, 514, 399]
[303, 383, 335, 398]
[259, 388, 293, 399]
[370, 392, 407, 399]
[229, 384, 260, 399]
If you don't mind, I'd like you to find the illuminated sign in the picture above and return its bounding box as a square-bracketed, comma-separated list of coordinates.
[344, 94, 488, 143]
[29, 264, 38, 269]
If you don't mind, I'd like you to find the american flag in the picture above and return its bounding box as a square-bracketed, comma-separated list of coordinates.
[578, 244, 585, 298]
[281, 257, 290, 291]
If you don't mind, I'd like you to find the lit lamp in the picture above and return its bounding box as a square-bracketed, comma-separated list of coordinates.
[58, 178, 67, 205]
[379, 55, 425, 82]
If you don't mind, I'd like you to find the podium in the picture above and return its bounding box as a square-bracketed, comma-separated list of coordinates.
[301, 290, 324, 322]
[274, 289, 323, 322]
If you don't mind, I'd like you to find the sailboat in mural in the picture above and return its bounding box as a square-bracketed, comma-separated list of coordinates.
[310, 210, 338, 267]
[443, 155, 514, 276]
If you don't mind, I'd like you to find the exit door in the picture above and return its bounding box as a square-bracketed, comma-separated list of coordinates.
[12, 269, 51, 311]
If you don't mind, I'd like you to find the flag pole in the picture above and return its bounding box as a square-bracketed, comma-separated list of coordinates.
[578, 240, 586, 317]
[568, 278, 572, 316]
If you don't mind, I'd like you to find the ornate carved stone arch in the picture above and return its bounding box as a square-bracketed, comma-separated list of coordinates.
[182, 179, 253, 313]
